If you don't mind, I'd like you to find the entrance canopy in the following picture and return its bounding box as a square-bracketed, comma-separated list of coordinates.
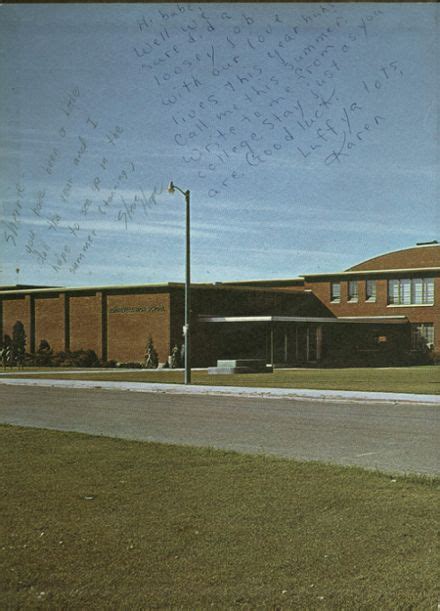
[199, 315, 408, 325]
[197, 315, 409, 366]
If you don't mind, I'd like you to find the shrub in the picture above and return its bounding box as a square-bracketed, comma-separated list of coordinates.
[116, 362, 144, 369]
[73, 349, 100, 368]
[35, 340, 54, 367]
[101, 360, 117, 368]
[30, 347, 100, 368]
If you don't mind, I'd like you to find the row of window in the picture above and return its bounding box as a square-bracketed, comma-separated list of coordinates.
[330, 278, 435, 305]
[330, 280, 375, 302]
[388, 278, 434, 305]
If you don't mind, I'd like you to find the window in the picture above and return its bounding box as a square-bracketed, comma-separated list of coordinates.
[388, 278, 434, 305]
[411, 323, 434, 350]
[413, 278, 434, 304]
[366, 279, 376, 302]
[348, 280, 358, 302]
[330, 282, 340, 302]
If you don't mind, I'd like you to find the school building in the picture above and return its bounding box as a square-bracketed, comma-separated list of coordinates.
[1, 242, 439, 367]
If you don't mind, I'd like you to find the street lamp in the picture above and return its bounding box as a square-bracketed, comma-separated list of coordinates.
[168, 181, 191, 385]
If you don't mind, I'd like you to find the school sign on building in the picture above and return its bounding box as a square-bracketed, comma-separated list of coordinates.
[1, 243, 439, 367]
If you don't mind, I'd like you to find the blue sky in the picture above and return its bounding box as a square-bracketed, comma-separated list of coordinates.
[1, 3, 439, 287]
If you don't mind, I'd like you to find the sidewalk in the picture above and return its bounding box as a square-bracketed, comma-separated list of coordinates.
[1, 376, 438, 405]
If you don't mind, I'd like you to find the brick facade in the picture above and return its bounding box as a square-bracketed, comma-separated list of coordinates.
[303, 244, 440, 352]
[34, 294, 66, 353]
[69, 292, 104, 357]
[106, 292, 170, 363]
[1, 243, 439, 364]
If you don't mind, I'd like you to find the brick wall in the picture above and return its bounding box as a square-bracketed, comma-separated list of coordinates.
[304, 278, 391, 317]
[69, 292, 104, 357]
[106, 292, 170, 363]
[304, 245, 440, 351]
[305, 276, 440, 351]
[1, 289, 172, 362]
[34, 294, 66, 353]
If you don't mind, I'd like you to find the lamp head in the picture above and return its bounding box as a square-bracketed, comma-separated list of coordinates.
[167, 181, 175, 194]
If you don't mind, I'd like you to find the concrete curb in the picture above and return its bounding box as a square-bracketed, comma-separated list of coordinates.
[1, 377, 439, 405]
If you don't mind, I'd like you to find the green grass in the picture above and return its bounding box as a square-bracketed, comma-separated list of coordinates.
[2, 365, 440, 394]
[1, 426, 439, 609]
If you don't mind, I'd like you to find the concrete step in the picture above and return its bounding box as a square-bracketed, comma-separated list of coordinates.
[217, 359, 267, 370]
[208, 364, 273, 375]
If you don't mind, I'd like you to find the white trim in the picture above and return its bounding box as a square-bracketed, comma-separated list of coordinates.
[199, 315, 407, 325]
[200, 316, 272, 323]
[0, 282, 177, 295]
[386, 304, 434, 308]
[339, 315, 407, 320]
[218, 277, 304, 285]
[303, 267, 440, 278]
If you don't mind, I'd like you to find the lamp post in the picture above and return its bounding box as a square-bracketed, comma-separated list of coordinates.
[167, 181, 191, 385]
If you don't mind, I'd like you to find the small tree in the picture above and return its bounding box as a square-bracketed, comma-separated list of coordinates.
[145, 336, 158, 369]
[12, 320, 26, 367]
[170, 344, 181, 369]
[1, 335, 12, 369]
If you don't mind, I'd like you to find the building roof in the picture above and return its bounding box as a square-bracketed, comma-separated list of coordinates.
[346, 243, 440, 272]
[0, 282, 176, 296]
[217, 278, 304, 288]
[0, 284, 58, 291]
[3, 243, 437, 294]
[302, 243, 440, 279]
[0, 281, 304, 297]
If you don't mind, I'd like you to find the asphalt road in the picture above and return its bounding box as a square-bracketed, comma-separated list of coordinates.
[0, 385, 438, 475]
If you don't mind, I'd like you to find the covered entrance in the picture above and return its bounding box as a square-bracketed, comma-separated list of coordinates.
[268, 324, 322, 365]
[197, 315, 409, 368]
[198, 316, 326, 367]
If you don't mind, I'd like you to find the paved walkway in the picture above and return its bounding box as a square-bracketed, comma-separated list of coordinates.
[0, 376, 438, 405]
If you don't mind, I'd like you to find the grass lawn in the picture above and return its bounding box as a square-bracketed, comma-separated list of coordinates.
[1, 426, 439, 609]
[2, 365, 440, 394]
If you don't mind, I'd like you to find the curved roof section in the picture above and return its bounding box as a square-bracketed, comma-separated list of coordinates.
[346, 243, 440, 272]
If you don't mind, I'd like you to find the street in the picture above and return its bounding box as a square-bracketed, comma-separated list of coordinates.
[1, 384, 438, 475]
